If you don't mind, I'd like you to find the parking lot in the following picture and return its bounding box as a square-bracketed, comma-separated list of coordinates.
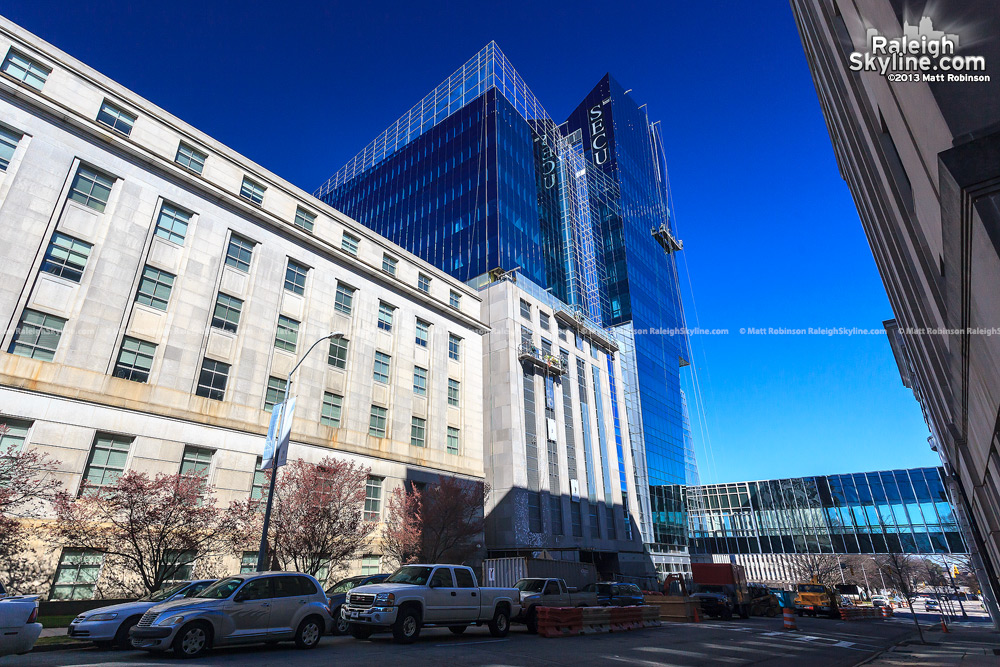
[11, 616, 921, 667]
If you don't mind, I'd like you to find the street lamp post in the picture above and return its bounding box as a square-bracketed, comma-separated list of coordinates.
[255, 331, 344, 572]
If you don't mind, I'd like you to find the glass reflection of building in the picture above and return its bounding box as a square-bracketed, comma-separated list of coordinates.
[688, 467, 965, 556]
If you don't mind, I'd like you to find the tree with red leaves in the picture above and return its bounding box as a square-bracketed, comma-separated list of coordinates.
[227, 457, 375, 583]
[50, 471, 239, 595]
[382, 477, 485, 567]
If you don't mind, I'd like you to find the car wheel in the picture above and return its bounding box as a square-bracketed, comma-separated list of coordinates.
[449, 625, 468, 635]
[488, 606, 510, 638]
[765, 606, 777, 618]
[349, 624, 373, 640]
[333, 606, 350, 635]
[114, 616, 141, 650]
[172, 622, 211, 659]
[721, 607, 734, 621]
[295, 616, 323, 649]
[525, 607, 538, 634]
[392, 607, 421, 644]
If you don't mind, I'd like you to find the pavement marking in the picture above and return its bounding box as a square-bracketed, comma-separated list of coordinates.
[639, 646, 743, 663]
[434, 638, 510, 647]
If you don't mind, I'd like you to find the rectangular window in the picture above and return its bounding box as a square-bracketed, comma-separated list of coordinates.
[410, 416, 426, 447]
[377, 302, 394, 332]
[113, 337, 156, 382]
[41, 232, 92, 282]
[225, 234, 254, 272]
[447, 426, 460, 455]
[239, 176, 265, 205]
[364, 476, 383, 521]
[96, 100, 136, 136]
[284, 259, 308, 295]
[382, 253, 397, 276]
[417, 274, 431, 293]
[605, 506, 617, 540]
[154, 203, 191, 245]
[550, 496, 564, 535]
[240, 551, 258, 574]
[368, 405, 388, 438]
[1, 48, 50, 91]
[415, 319, 429, 347]
[572, 501, 583, 537]
[589, 504, 600, 538]
[528, 492, 542, 533]
[328, 337, 349, 369]
[539, 312, 550, 330]
[0, 418, 30, 454]
[334, 283, 355, 315]
[520, 299, 531, 320]
[558, 324, 567, 342]
[293, 207, 315, 232]
[264, 376, 287, 412]
[250, 456, 267, 502]
[361, 554, 380, 576]
[413, 366, 427, 396]
[276, 314, 303, 353]
[211, 293, 242, 332]
[51, 550, 103, 600]
[10, 309, 65, 361]
[195, 358, 229, 400]
[174, 142, 206, 174]
[321, 392, 343, 427]
[449, 290, 461, 309]
[160, 550, 196, 581]
[373, 351, 391, 384]
[180, 445, 213, 478]
[341, 232, 359, 256]
[448, 334, 461, 361]
[0, 125, 22, 171]
[82, 433, 132, 488]
[68, 165, 113, 212]
[447, 378, 460, 407]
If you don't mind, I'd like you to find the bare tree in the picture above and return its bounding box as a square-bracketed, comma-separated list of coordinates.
[788, 552, 845, 586]
[876, 550, 925, 644]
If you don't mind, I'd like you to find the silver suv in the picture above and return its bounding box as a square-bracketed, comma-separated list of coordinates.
[129, 572, 328, 658]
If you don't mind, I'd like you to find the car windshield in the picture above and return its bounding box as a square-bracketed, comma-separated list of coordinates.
[514, 580, 547, 593]
[195, 577, 243, 599]
[327, 577, 364, 594]
[798, 585, 825, 593]
[385, 566, 432, 585]
[140, 581, 189, 602]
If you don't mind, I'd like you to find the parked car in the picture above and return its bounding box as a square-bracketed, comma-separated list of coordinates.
[871, 595, 891, 608]
[342, 564, 518, 643]
[68, 579, 215, 648]
[0, 593, 42, 657]
[326, 574, 389, 635]
[580, 582, 644, 608]
[129, 572, 328, 658]
[513, 578, 599, 633]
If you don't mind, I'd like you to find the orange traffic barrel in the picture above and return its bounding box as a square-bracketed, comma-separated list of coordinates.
[783, 608, 797, 630]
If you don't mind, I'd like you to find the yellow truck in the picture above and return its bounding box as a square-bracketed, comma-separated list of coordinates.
[793, 581, 841, 619]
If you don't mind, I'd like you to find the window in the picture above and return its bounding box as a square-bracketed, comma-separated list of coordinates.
[520, 299, 531, 319]
[195, 358, 229, 400]
[321, 392, 343, 427]
[341, 232, 359, 256]
[334, 283, 355, 315]
[0, 418, 30, 454]
[368, 405, 387, 438]
[417, 273, 431, 293]
[606, 506, 617, 540]
[448, 334, 461, 361]
[539, 312, 550, 330]
[225, 234, 254, 272]
[41, 233, 92, 282]
[415, 319, 430, 347]
[377, 302, 394, 332]
[454, 568, 476, 588]
[180, 445, 213, 478]
[113, 337, 156, 382]
[10, 309, 65, 361]
[410, 416, 426, 447]
[240, 551, 258, 574]
[0, 125, 21, 171]
[572, 501, 583, 537]
[328, 337, 349, 369]
[373, 351, 391, 384]
[250, 457, 267, 502]
[528, 492, 542, 533]
[364, 476, 383, 521]
[68, 165, 113, 212]
[558, 324, 568, 342]
[284, 259, 308, 295]
[1, 48, 50, 90]
[174, 142, 206, 174]
[447, 379, 460, 407]
[211, 293, 242, 332]
[154, 203, 191, 245]
[589, 503, 600, 538]
[447, 426, 460, 455]
[264, 376, 287, 412]
[293, 207, 315, 232]
[81, 433, 132, 488]
[51, 550, 103, 600]
[160, 550, 196, 581]
[413, 366, 427, 396]
[274, 316, 299, 353]
[449, 290, 461, 309]
[96, 100, 136, 136]
[239, 176, 265, 205]
[550, 496, 564, 535]
[382, 253, 397, 276]
[361, 555, 380, 576]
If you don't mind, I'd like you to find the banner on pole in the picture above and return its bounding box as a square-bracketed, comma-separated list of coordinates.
[261, 397, 295, 469]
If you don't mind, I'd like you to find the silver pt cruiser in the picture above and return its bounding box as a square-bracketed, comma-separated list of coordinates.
[129, 572, 328, 658]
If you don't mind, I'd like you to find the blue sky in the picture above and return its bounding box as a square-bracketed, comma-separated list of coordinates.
[3, 0, 939, 482]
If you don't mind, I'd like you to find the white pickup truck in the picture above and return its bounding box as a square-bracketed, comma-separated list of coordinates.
[513, 578, 599, 633]
[342, 564, 518, 644]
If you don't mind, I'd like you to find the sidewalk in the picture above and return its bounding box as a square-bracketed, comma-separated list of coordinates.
[863, 623, 999, 666]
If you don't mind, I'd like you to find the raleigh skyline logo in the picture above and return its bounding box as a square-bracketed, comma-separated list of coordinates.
[848, 16, 988, 82]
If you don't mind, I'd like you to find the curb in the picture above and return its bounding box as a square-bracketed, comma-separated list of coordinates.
[849, 625, 933, 667]
[31, 641, 93, 653]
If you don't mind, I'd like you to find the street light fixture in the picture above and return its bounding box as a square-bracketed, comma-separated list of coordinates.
[255, 331, 344, 572]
